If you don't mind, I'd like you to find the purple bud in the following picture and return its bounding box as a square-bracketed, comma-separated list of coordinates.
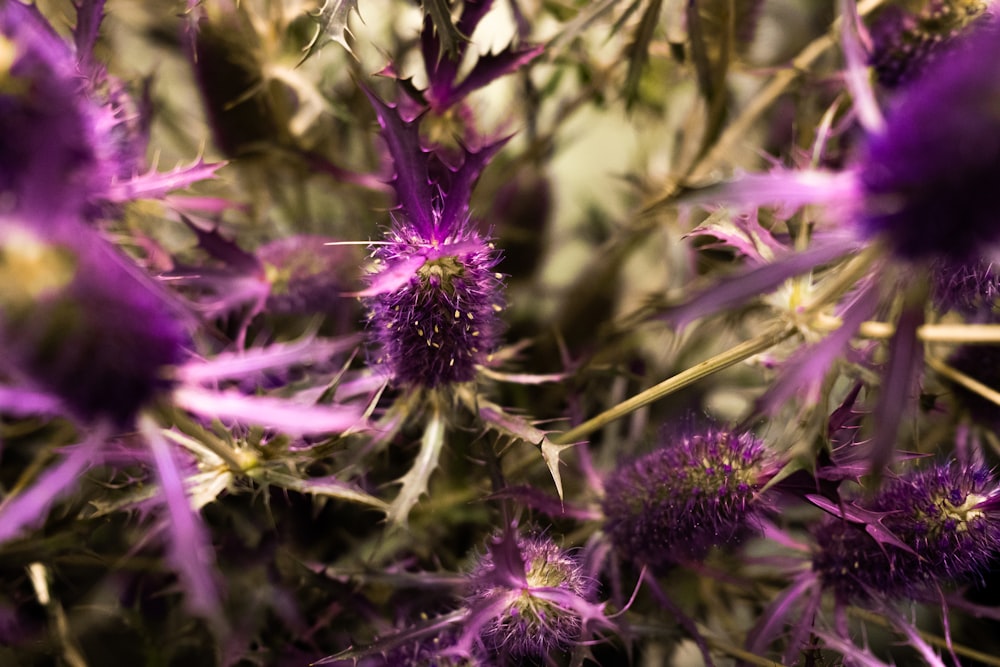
[812, 463, 1000, 601]
[365, 221, 505, 388]
[466, 532, 595, 659]
[601, 427, 775, 570]
[258, 235, 361, 320]
[0, 223, 188, 426]
[857, 17, 1000, 262]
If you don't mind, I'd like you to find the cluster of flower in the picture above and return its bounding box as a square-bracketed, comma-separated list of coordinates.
[4, 0, 1000, 664]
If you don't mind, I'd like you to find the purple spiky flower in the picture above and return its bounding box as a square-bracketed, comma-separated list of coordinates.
[601, 427, 777, 571]
[857, 16, 1000, 262]
[362, 89, 506, 389]
[868, 0, 990, 88]
[812, 463, 1000, 602]
[465, 531, 597, 660]
[932, 258, 1000, 316]
[0, 2, 117, 218]
[0, 221, 188, 427]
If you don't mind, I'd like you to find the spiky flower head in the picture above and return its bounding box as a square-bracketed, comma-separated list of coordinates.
[0, 221, 188, 426]
[932, 258, 1000, 316]
[812, 463, 1000, 602]
[601, 427, 776, 571]
[362, 89, 506, 389]
[0, 2, 141, 220]
[465, 532, 596, 660]
[857, 16, 1000, 262]
[868, 0, 990, 88]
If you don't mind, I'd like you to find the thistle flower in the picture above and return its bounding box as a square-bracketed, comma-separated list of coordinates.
[868, 0, 990, 88]
[0, 1, 218, 220]
[811, 463, 1000, 602]
[464, 531, 597, 660]
[0, 221, 187, 427]
[601, 427, 777, 571]
[856, 16, 1000, 262]
[362, 89, 506, 390]
[931, 258, 1000, 316]
[0, 2, 113, 218]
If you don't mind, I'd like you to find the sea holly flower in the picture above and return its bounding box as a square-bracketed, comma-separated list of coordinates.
[322, 528, 614, 665]
[0, 1, 222, 222]
[867, 0, 991, 88]
[359, 86, 562, 525]
[601, 426, 779, 571]
[362, 89, 507, 390]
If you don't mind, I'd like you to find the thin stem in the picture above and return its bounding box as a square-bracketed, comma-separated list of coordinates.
[848, 606, 1000, 667]
[552, 322, 795, 444]
[855, 322, 1000, 343]
[927, 356, 1000, 409]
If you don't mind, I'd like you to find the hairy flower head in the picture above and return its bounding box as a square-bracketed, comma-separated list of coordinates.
[602, 427, 776, 571]
[465, 531, 596, 660]
[362, 88, 506, 388]
[868, 0, 991, 88]
[812, 463, 1000, 601]
[0, 221, 188, 426]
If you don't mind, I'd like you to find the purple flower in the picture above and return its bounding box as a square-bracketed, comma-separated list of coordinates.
[0, 2, 115, 218]
[812, 463, 1000, 601]
[362, 89, 506, 389]
[465, 532, 596, 659]
[601, 427, 776, 570]
[931, 258, 1000, 316]
[857, 16, 1000, 262]
[868, 0, 991, 88]
[0, 221, 188, 427]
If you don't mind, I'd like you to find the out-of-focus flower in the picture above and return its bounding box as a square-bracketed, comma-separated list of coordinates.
[0, 221, 188, 427]
[868, 0, 991, 88]
[602, 426, 777, 570]
[812, 463, 1000, 602]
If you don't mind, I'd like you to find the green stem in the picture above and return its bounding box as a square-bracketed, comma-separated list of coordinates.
[553, 322, 795, 445]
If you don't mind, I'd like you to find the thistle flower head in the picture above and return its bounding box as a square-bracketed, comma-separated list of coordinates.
[931, 258, 1000, 316]
[857, 16, 1000, 262]
[0, 2, 135, 219]
[362, 88, 506, 389]
[601, 427, 776, 571]
[465, 531, 596, 659]
[868, 0, 990, 88]
[0, 222, 188, 426]
[812, 463, 1000, 601]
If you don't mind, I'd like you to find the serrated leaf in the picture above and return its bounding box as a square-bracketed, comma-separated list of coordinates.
[422, 0, 466, 61]
[251, 469, 388, 513]
[387, 407, 447, 526]
[300, 0, 361, 64]
[478, 400, 577, 501]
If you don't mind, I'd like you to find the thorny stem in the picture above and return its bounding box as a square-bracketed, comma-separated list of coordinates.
[552, 321, 795, 444]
